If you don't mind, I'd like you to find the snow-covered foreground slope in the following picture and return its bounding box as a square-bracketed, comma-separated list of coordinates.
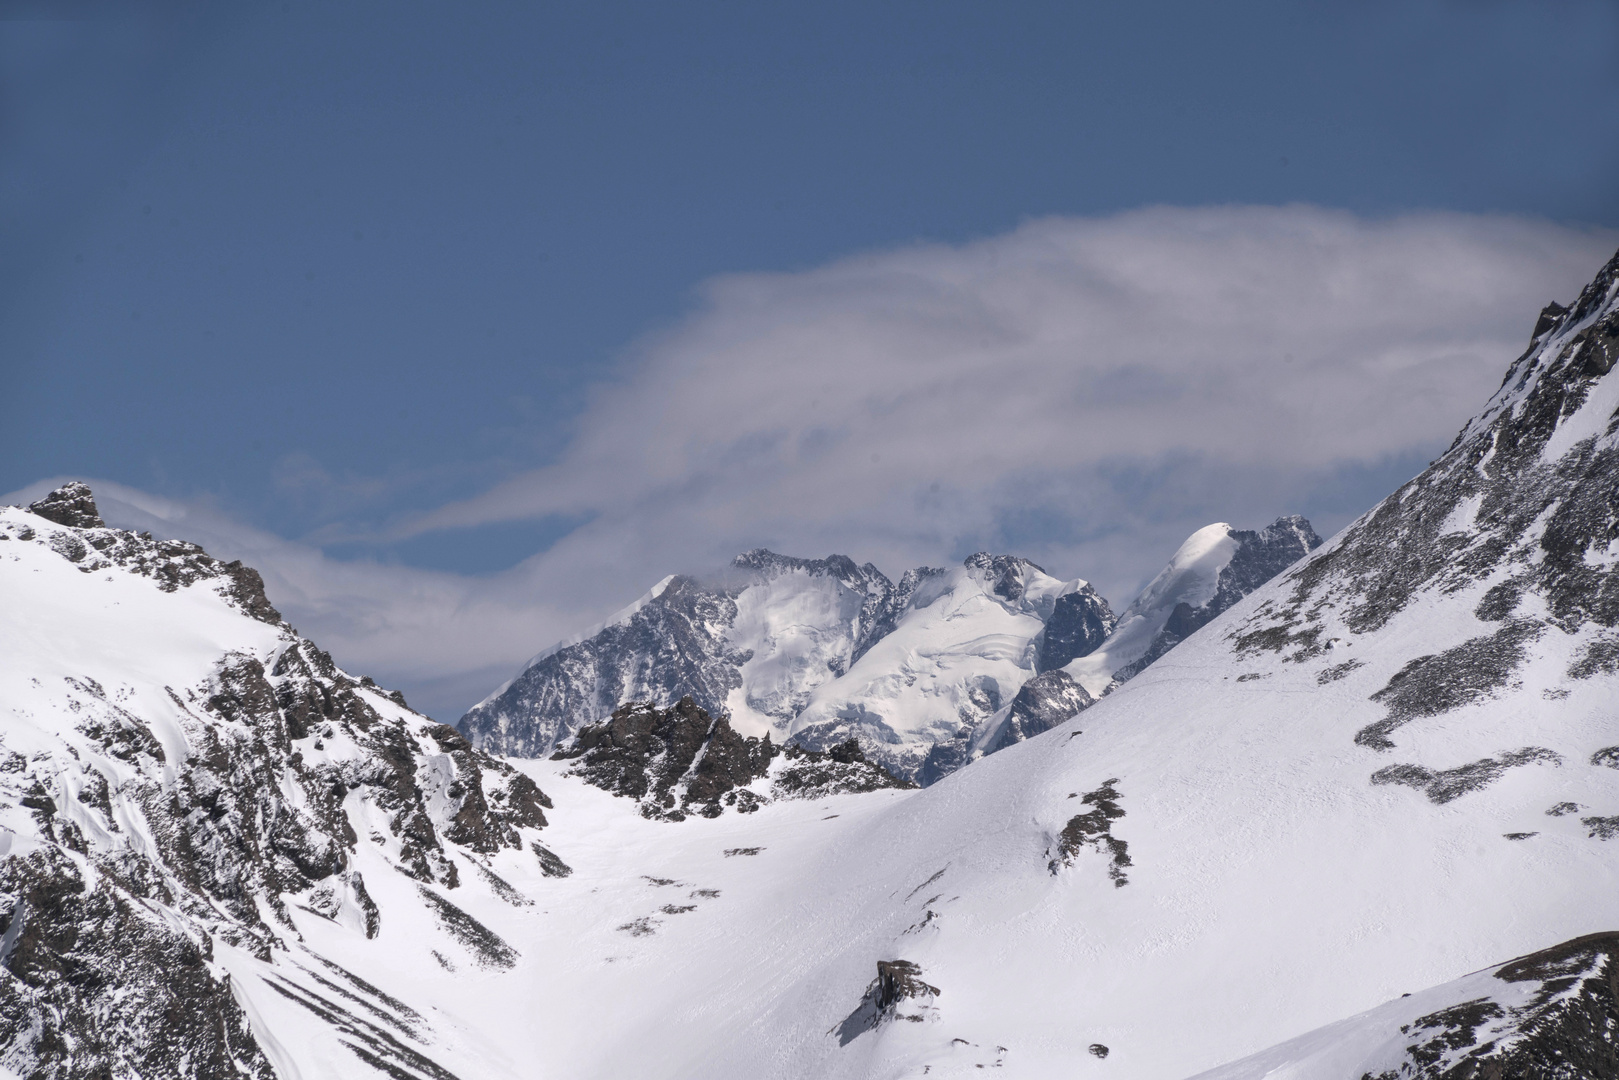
[1190, 932, 1618, 1079]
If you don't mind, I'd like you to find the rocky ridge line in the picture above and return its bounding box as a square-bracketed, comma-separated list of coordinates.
[0, 485, 556, 1080]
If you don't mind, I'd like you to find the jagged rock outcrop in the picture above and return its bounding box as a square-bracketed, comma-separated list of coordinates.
[0, 846, 277, 1080]
[834, 959, 941, 1044]
[554, 697, 912, 820]
[1049, 778, 1131, 886]
[16, 481, 284, 626]
[1036, 586, 1117, 672]
[26, 480, 104, 529]
[0, 486, 554, 1079]
[988, 670, 1094, 755]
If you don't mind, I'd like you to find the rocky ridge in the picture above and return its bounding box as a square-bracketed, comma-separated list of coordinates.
[1229, 249, 1619, 751]
[552, 697, 913, 821]
[0, 486, 554, 1080]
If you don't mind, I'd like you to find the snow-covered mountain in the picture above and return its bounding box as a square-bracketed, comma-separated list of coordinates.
[927, 517, 1323, 779]
[457, 551, 896, 758]
[0, 484, 561, 1079]
[460, 524, 1315, 784]
[460, 549, 1125, 782]
[7, 244, 1619, 1080]
[421, 246, 1616, 1079]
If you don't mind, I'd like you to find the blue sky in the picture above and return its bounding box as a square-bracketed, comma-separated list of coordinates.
[6, 1, 1619, 718]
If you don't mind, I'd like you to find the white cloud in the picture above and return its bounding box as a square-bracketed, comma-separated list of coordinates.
[399, 204, 1616, 590]
[12, 206, 1616, 720]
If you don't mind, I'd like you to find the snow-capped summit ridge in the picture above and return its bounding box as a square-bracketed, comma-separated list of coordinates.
[474, 573, 680, 711]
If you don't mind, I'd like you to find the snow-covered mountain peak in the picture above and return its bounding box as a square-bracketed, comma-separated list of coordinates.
[459, 520, 1315, 784]
[960, 551, 1073, 619]
[1065, 515, 1322, 696]
[1139, 521, 1237, 603]
[731, 547, 888, 595]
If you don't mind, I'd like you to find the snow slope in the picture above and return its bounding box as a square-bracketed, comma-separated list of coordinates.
[1190, 932, 1618, 1079]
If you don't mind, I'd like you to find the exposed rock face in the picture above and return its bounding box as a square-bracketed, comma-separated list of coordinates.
[1370, 746, 1563, 804]
[834, 959, 941, 1044]
[1050, 778, 1131, 886]
[987, 670, 1093, 756]
[0, 487, 554, 1079]
[26, 481, 104, 529]
[1356, 619, 1547, 750]
[554, 697, 912, 821]
[0, 847, 276, 1080]
[1037, 586, 1117, 672]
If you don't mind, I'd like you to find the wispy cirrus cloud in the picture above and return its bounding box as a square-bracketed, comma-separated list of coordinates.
[395, 204, 1616, 594]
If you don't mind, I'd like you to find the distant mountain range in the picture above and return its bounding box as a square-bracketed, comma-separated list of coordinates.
[458, 518, 1321, 783]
